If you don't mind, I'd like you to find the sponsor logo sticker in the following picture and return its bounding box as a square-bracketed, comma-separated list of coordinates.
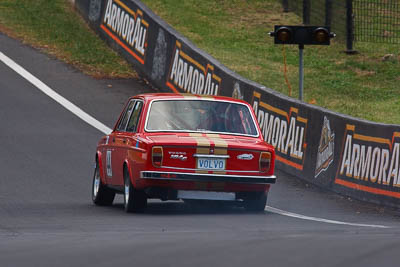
[106, 150, 112, 177]
[315, 116, 335, 177]
[101, 0, 148, 64]
[335, 124, 400, 198]
[232, 82, 243, 100]
[237, 154, 254, 160]
[252, 91, 307, 170]
[166, 41, 221, 95]
[89, 0, 102, 22]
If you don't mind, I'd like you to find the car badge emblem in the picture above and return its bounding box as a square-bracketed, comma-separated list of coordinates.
[169, 152, 187, 161]
[237, 154, 254, 160]
[170, 154, 187, 161]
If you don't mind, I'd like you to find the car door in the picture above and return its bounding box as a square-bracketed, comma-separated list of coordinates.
[112, 100, 144, 186]
[117, 100, 144, 185]
[107, 99, 136, 185]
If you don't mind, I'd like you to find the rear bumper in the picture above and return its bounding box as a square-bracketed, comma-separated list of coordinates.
[140, 171, 276, 184]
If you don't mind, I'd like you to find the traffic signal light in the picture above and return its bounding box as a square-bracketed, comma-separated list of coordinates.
[270, 25, 335, 45]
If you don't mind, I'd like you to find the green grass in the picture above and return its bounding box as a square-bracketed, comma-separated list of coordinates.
[0, 0, 136, 78]
[0, 0, 399, 124]
[142, 0, 400, 124]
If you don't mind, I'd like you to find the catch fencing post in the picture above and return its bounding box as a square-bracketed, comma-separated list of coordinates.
[346, 0, 357, 53]
[303, 0, 310, 25]
[299, 44, 304, 101]
[283, 0, 289, 12]
[325, 0, 332, 26]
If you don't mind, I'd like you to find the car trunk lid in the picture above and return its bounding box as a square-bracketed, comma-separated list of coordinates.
[147, 133, 271, 173]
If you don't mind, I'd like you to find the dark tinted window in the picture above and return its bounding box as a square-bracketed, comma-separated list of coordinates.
[117, 100, 135, 131]
[126, 101, 143, 132]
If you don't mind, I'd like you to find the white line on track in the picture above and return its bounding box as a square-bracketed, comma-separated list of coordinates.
[0, 51, 390, 229]
[265, 206, 389, 228]
[0, 52, 112, 135]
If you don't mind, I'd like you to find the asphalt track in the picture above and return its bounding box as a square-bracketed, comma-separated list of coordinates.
[1, 32, 400, 267]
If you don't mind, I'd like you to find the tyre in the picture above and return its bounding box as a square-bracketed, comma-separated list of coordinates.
[123, 168, 147, 213]
[92, 160, 115, 206]
[242, 192, 267, 212]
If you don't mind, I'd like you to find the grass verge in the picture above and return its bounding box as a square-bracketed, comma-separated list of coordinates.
[0, 0, 136, 78]
[142, 0, 400, 124]
[0, 0, 398, 124]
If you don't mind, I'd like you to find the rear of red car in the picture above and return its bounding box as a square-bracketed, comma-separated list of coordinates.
[93, 94, 276, 212]
[138, 133, 275, 189]
[132, 96, 276, 211]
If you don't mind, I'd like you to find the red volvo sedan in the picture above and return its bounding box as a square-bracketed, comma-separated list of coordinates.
[92, 93, 276, 212]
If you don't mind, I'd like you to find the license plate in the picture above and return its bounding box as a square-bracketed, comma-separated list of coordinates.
[197, 158, 226, 170]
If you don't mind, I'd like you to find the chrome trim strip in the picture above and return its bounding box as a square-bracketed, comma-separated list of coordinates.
[140, 171, 277, 184]
[159, 165, 262, 173]
[193, 154, 230, 159]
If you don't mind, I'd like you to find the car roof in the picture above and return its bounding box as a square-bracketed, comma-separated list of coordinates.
[131, 93, 250, 105]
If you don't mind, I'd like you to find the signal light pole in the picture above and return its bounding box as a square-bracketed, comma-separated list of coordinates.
[299, 44, 304, 101]
[270, 25, 335, 101]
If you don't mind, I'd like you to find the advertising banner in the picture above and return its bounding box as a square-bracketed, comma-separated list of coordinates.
[334, 122, 400, 206]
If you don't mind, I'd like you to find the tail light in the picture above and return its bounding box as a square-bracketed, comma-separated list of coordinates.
[152, 146, 163, 167]
[259, 152, 271, 172]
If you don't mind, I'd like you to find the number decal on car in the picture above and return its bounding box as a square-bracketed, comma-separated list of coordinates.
[106, 150, 112, 177]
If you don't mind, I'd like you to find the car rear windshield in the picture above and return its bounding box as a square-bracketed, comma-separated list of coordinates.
[146, 99, 258, 136]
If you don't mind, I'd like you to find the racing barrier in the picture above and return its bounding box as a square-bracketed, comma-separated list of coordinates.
[75, 0, 400, 208]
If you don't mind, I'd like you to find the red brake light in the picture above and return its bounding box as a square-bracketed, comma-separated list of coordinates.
[259, 152, 271, 172]
[152, 146, 163, 167]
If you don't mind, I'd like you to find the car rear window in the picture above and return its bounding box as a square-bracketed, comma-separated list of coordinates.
[146, 99, 258, 136]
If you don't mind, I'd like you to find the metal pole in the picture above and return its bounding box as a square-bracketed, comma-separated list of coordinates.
[299, 44, 304, 101]
[303, 0, 310, 25]
[325, 0, 332, 26]
[283, 0, 289, 12]
[346, 0, 357, 53]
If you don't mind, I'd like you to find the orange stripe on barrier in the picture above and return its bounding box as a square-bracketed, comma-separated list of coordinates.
[100, 24, 144, 65]
[212, 74, 222, 83]
[297, 116, 308, 123]
[259, 101, 288, 119]
[114, 0, 135, 16]
[353, 133, 391, 146]
[180, 50, 205, 72]
[253, 91, 261, 98]
[335, 178, 400, 199]
[166, 81, 180, 94]
[142, 20, 149, 27]
[276, 155, 303, 170]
